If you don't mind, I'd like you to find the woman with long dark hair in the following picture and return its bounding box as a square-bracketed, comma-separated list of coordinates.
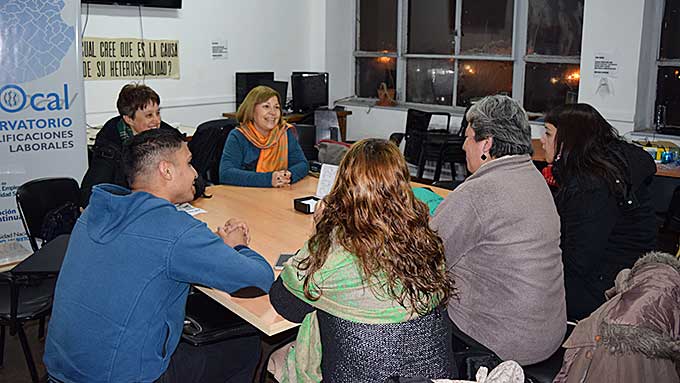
[269, 138, 455, 382]
[542, 103, 657, 320]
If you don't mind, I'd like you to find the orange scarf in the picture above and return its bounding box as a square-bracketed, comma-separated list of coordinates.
[237, 121, 290, 173]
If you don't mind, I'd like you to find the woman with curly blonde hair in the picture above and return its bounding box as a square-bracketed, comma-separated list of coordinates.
[269, 138, 455, 382]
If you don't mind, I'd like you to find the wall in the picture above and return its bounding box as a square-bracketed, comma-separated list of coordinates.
[578, 0, 649, 135]
[324, 0, 354, 105]
[81, 0, 325, 128]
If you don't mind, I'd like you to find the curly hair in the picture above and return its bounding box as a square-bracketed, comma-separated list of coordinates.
[298, 138, 453, 314]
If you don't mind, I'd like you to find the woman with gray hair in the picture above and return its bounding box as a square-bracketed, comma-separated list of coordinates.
[431, 95, 567, 370]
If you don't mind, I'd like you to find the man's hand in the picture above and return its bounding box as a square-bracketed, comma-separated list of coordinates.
[271, 170, 292, 188]
[216, 218, 250, 248]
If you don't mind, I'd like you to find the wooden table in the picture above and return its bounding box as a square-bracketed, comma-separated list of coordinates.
[222, 110, 353, 142]
[191, 176, 449, 336]
[531, 138, 680, 178]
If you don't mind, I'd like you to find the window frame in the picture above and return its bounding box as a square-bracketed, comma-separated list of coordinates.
[353, 0, 583, 112]
[650, 0, 680, 128]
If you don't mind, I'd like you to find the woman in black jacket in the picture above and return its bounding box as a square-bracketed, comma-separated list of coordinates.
[541, 103, 657, 320]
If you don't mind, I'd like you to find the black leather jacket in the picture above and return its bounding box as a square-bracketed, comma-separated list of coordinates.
[79, 116, 176, 207]
[554, 141, 657, 320]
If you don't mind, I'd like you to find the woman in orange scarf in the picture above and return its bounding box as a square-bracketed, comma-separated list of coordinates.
[219, 86, 309, 187]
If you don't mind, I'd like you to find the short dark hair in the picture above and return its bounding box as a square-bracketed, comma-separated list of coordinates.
[122, 129, 184, 186]
[117, 84, 161, 119]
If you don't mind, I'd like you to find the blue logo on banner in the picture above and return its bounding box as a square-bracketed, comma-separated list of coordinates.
[0, 85, 27, 113]
[0, 84, 70, 114]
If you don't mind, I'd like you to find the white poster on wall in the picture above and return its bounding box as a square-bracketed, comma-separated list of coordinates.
[0, 0, 87, 263]
[593, 52, 619, 78]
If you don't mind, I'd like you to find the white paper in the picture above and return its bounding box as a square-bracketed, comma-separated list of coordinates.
[211, 40, 228, 60]
[315, 164, 338, 198]
[0, 240, 32, 265]
[175, 202, 206, 216]
[594, 52, 619, 78]
[301, 199, 318, 213]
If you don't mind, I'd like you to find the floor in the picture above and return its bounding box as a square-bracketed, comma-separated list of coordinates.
[0, 320, 47, 383]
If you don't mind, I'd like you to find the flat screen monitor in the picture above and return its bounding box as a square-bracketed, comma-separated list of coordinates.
[81, 0, 182, 8]
[258, 80, 288, 109]
[235, 72, 274, 111]
[291, 72, 329, 113]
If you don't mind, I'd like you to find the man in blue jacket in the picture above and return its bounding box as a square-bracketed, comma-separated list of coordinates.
[44, 129, 275, 382]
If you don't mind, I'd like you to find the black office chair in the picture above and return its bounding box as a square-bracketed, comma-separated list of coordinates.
[0, 235, 70, 383]
[16, 177, 80, 252]
[293, 123, 318, 161]
[181, 288, 260, 347]
[392, 109, 457, 182]
[253, 327, 299, 383]
[188, 118, 239, 184]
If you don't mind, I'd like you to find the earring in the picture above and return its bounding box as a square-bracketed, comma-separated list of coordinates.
[481, 153, 487, 161]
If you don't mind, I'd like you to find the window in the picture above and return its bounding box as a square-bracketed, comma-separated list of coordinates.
[355, 0, 584, 114]
[524, 0, 583, 113]
[655, 0, 680, 127]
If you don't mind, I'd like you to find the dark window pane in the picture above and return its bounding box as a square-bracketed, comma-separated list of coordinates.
[408, 0, 455, 54]
[359, 0, 397, 52]
[406, 59, 455, 105]
[457, 60, 513, 107]
[527, 0, 584, 56]
[460, 0, 514, 56]
[660, 0, 680, 59]
[656, 67, 680, 126]
[356, 57, 397, 98]
[524, 63, 580, 113]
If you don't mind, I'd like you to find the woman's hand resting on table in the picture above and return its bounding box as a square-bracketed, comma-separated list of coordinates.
[272, 170, 292, 188]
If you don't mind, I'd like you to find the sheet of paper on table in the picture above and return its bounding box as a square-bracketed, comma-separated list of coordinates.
[176, 202, 207, 216]
[315, 164, 338, 198]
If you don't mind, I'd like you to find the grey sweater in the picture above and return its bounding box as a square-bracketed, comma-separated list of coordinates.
[431, 155, 566, 365]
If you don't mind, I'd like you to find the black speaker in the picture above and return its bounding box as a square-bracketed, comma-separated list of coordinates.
[235, 72, 274, 111]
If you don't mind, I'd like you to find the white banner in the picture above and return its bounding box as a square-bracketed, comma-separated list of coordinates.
[0, 0, 87, 263]
[82, 37, 180, 80]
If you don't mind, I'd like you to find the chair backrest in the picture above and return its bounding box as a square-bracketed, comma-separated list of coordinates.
[404, 109, 433, 164]
[458, 104, 474, 136]
[188, 118, 239, 184]
[294, 123, 318, 161]
[403, 109, 453, 164]
[16, 177, 80, 251]
[314, 109, 340, 142]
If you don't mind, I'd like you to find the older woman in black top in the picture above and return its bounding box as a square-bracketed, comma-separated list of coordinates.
[80, 83, 178, 207]
[541, 103, 657, 320]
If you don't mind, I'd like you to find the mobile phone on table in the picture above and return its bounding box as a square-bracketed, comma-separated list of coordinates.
[275, 253, 295, 270]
